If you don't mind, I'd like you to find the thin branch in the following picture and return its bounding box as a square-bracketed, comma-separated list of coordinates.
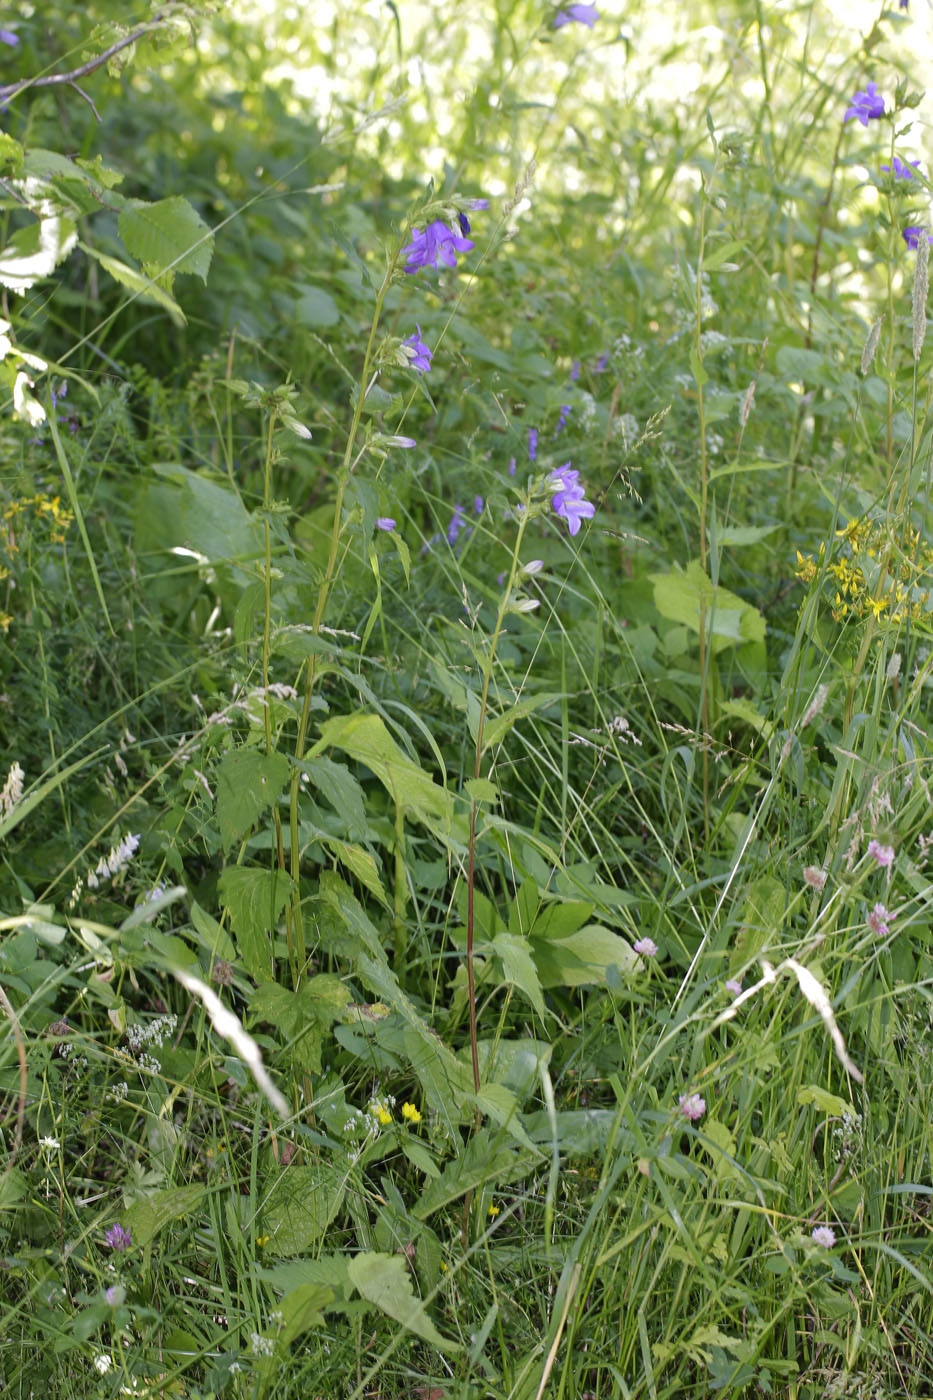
[0, 14, 167, 104]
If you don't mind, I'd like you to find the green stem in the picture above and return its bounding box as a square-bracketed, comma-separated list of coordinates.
[465, 511, 529, 1095]
[286, 252, 401, 975]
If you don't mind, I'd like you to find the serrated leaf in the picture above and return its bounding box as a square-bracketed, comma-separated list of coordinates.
[215, 748, 291, 850]
[261, 1165, 345, 1255]
[217, 867, 294, 979]
[118, 196, 213, 282]
[347, 1253, 460, 1352]
[250, 974, 349, 1073]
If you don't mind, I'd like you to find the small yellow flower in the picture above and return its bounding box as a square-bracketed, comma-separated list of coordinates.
[487, 1203, 500, 1218]
[376, 1106, 392, 1126]
[401, 1102, 422, 1124]
[256, 1234, 270, 1247]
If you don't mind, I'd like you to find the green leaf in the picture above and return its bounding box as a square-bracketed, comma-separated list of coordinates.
[86, 246, 188, 322]
[649, 561, 766, 653]
[531, 924, 638, 988]
[277, 1283, 332, 1347]
[217, 867, 294, 978]
[261, 1165, 345, 1256]
[122, 1185, 205, 1247]
[483, 692, 563, 752]
[493, 933, 547, 1018]
[118, 196, 214, 282]
[250, 975, 349, 1073]
[413, 1131, 538, 1220]
[0, 133, 23, 178]
[347, 1252, 460, 1353]
[189, 901, 236, 962]
[215, 748, 291, 850]
[321, 837, 387, 903]
[310, 712, 452, 832]
[797, 1085, 856, 1118]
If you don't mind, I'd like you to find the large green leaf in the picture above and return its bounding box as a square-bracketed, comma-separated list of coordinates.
[531, 924, 638, 988]
[118, 196, 214, 281]
[310, 713, 452, 833]
[82, 245, 186, 326]
[347, 1253, 460, 1353]
[261, 1165, 345, 1256]
[215, 748, 291, 850]
[649, 560, 766, 654]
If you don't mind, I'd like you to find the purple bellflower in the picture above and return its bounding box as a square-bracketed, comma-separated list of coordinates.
[549, 463, 595, 537]
[554, 403, 572, 436]
[528, 427, 538, 462]
[882, 155, 920, 180]
[0, 30, 18, 46]
[843, 83, 885, 127]
[403, 325, 433, 373]
[447, 503, 468, 543]
[554, 4, 599, 27]
[900, 0, 909, 9]
[402, 220, 474, 274]
[904, 226, 933, 249]
[376, 517, 396, 532]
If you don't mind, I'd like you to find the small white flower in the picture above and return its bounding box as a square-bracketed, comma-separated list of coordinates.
[94, 1354, 113, 1375]
[39, 1135, 60, 1151]
[0, 760, 24, 818]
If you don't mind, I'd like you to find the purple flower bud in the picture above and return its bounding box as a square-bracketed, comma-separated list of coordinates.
[474, 495, 484, 514]
[528, 427, 538, 462]
[376, 517, 396, 532]
[0, 30, 18, 46]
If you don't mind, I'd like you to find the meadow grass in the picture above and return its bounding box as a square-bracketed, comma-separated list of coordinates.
[0, 2, 932, 1397]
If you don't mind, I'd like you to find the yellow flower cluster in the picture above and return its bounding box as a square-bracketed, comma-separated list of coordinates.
[795, 517, 933, 624]
[0, 493, 74, 633]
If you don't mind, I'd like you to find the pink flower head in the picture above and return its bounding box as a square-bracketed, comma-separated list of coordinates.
[803, 866, 827, 891]
[678, 1093, 706, 1122]
[811, 1225, 836, 1248]
[867, 902, 891, 936]
[633, 936, 657, 958]
[725, 978, 743, 997]
[867, 839, 894, 868]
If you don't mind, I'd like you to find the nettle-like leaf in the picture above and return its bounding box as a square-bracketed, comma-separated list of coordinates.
[215, 747, 291, 850]
[118, 196, 214, 283]
[249, 975, 350, 1073]
[217, 866, 295, 979]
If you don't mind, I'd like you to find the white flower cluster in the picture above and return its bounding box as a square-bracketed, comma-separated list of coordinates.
[0, 760, 24, 818]
[87, 833, 140, 889]
[250, 1333, 274, 1357]
[126, 1014, 177, 1053]
[607, 715, 642, 746]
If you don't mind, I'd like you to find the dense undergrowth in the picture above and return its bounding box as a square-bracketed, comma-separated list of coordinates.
[0, 2, 932, 1397]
